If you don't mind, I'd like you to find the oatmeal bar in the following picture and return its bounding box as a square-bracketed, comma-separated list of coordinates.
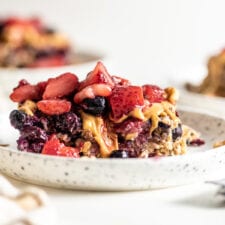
[9, 62, 203, 158]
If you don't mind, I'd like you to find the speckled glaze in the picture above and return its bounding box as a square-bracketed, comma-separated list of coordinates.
[0, 110, 225, 191]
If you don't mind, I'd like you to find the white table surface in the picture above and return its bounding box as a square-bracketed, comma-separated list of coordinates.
[6, 176, 225, 225]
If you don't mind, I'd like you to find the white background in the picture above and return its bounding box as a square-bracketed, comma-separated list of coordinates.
[1, 0, 225, 83]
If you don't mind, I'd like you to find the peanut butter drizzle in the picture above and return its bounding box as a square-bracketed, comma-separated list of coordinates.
[144, 101, 180, 133]
[81, 112, 118, 158]
[18, 100, 37, 116]
[110, 101, 180, 134]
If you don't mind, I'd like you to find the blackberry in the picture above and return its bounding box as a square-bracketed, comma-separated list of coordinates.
[55, 112, 82, 134]
[17, 136, 45, 153]
[25, 115, 41, 127]
[17, 126, 48, 153]
[22, 126, 47, 141]
[17, 137, 29, 151]
[172, 124, 182, 141]
[81, 96, 107, 116]
[109, 150, 129, 158]
[9, 110, 27, 129]
[39, 115, 57, 133]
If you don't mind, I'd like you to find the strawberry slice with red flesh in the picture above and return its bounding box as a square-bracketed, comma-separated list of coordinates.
[42, 135, 80, 157]
[142, 85, 165, 103]
[4, 17, 41, 28]
[78, 62, 114, 91]
[57, 146, 80, 158]
[10, 84, 42, 103]
[109, 86, 144, 119]
[111, 75, 130, 86]
[42, 135, 64, 155]
[43, 73, 78, 99]
[36, 81, 48, 95]
[37, 99, 71, 115]
[74, 83, 112, 104]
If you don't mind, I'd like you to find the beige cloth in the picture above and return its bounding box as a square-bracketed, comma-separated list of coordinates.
[0, 175, 56, 225]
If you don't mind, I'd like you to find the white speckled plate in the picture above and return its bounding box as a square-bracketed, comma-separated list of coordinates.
[0, 110, 225, 191]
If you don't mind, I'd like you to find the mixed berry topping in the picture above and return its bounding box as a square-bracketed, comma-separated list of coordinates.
[9, 62, 204, 158]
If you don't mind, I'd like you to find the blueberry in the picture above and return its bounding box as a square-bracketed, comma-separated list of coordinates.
[158, 122, 170, 134]
[81, 96, 107, 116]
[9, 110, 26, 129]
[109, 150, 129, 158]
[172, 124, 182, 141]
[158, 122, 170, 129]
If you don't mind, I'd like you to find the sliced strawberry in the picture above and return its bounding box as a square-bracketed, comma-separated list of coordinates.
[42, 135, 64, 155]
[57, 146, 80, 158]
[78, 62, 114, 90]
[29, 55, 67, 68]
[3, 17, 42, 30]
[142, 85, 165, 103]
[36, 81, 48, 96]
[42, 135, 80, 157]
[37, 99, 71, 115]
[28, 17, 43, 30]
[43, 73, 78, 99]
[74, 83, 112, 104]
[4, 17, 29, 27]
[5, 17, 31, 26]
[112, 75, 130, 86]
[10, 84, 41, 103]
[109, 86, 144, 119]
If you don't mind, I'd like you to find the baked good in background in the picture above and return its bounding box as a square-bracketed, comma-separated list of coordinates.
[186, 49, 225, 97]
[0, 16, 74, 68]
